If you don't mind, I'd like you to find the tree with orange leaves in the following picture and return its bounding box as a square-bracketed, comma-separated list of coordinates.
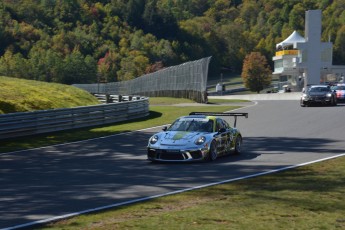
[241, 52, 271, 93]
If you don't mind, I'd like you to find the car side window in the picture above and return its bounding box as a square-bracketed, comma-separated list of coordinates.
[222, 120, 230, 129]
[201, 120, 214, 132]
[216, 119, 225, 132]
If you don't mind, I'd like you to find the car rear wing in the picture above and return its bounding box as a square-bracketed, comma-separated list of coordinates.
[189, 112, 248, 127]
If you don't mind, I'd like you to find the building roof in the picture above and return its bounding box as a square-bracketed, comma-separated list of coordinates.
[276, 30, 305, 49]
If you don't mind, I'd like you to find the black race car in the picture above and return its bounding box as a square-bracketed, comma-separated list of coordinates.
[300, 85, 337, 107]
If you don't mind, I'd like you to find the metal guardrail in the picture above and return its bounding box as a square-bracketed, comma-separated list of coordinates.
[0, 97, 149, 140]
[93, 94, 142, 103]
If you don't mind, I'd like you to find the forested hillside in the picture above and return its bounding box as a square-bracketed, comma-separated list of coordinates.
[0, 0, 344, 84]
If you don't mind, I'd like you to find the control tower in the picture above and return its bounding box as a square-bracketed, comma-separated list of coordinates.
[272, 10, 344, 91]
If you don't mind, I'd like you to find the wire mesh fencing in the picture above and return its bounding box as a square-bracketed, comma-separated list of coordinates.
[74, 56, 211, 103]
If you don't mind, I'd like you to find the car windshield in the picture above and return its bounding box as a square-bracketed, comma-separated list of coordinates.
[309, 87, 329, 92]
[335, 86, 345, 90]
[168, 118, 214, 132]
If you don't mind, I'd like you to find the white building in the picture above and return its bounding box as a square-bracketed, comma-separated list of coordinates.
[272, 10, 345, 91]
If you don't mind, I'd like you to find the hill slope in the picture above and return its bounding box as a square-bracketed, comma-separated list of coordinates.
[1, 1, 344, 84]
[0, 76, 100, 114]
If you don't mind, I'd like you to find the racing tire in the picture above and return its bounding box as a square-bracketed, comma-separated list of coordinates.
[328, 97, 334, 106]
[207, 140, 218, 161]
[332, 96, 337, 106]
[234, 136, 242, 155]
[300, 99, 306, 107]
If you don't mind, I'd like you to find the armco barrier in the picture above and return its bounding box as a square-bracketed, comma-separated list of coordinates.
[0, 97, 149, 140]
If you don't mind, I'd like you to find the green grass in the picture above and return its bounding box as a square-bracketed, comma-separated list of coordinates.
[149, 97, 196, 105]
[208, 72, 243, 85]
[207, 73, 245, 91]
[207, 98, 250, 103]
[149, 97, 250, 105]
[0, 76, 100, 114]
[41, 155, 345, 230]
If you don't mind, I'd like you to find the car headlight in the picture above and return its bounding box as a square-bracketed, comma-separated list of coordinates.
[149, 135, 159, 144]
[302, 93, 308, 99]
[326, 93, 332, 97]
[195, 136, 206, 145]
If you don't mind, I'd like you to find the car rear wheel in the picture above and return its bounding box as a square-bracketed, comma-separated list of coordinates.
[207, 140, 217, 161]
[234, 136, 242, 155]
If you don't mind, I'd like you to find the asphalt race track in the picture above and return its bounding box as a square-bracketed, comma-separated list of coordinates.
[1, 100, 345, 229]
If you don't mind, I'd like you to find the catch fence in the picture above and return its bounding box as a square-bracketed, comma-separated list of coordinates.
[74, 57, 211, 103]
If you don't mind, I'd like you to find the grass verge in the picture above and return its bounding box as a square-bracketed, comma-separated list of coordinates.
[0, 76, 99, 114]
[42, 155, 345, 230]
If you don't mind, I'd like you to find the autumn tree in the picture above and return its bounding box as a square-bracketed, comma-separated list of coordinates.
[97, 51, 120, 82]
[117, 50, 149, 81]
[241, 52, 271, 93]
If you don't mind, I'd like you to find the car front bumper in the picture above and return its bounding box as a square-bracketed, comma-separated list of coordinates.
[302, 96, 332, 104]
[147, 147, 209, 162]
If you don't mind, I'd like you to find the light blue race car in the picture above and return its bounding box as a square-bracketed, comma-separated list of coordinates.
[147, 112, 248, 162]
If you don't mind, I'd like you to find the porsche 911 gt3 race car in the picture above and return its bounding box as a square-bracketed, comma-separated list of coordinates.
[147, 112, 248, 162]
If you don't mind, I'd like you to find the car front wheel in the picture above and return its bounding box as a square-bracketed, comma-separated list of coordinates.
[331, 96, 337, 106]
[300, 99, 306, 107]
[207, 140, 218, 161]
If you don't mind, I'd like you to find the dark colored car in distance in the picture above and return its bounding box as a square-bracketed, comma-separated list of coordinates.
[300, 84, 337, 107]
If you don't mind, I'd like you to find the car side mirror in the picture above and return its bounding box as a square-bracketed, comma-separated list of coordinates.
[162, 126, 167, 131]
